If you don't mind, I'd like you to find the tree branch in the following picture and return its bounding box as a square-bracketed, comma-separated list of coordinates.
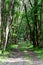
[29, 0, 33, 7]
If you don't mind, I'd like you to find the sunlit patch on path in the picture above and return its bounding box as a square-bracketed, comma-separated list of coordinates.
[0, 58, 33, 65]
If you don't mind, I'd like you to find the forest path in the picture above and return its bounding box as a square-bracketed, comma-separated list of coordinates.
[27, 50, 43, 65]
[0, 49, 43, 65]
[0, 41, 43, 65]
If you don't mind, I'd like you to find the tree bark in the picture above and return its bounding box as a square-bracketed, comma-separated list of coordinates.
[3, 0, 15, 51]
[23, 0, 32, 41]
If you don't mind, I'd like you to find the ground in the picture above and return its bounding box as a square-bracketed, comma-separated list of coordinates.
[0, 41, 43, 65]
[0, 50, 43, 65]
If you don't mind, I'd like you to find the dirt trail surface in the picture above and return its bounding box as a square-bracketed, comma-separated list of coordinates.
[27, 50, 43, 65]
[0, 58, 32, 65]
[0, 50, 43, 65]
[0, 50, 33, 65]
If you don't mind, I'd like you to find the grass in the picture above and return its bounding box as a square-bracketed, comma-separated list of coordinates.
[0, 50, 9, 62]
[19, 41, 33, 51]
[28, 45, 43, 60]
[24, 54, 30, 59]
[0, 50, 9, 56]
[6, 44, 18, 51]
[19, 41, 43, 60]
[33, 48, 43, 60]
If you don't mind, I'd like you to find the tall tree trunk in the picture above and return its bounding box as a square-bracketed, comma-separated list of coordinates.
[3, 0, 15, 52]
[0, 0, 1, 48]
[23, 0, 32, 41]
[39, 0, 43, 47]
[33, 0, 39, 47]
[3, 22, 10, 51]
[1, 0, 6, 50]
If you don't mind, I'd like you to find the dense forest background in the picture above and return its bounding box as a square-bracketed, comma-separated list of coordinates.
[0, 0, 43, 52]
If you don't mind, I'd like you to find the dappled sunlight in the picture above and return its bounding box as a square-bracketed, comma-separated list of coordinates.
[0, 58, 33, 65]
[0, 58, 32, 63]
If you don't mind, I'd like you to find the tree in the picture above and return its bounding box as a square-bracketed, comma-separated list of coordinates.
[2, 0, 15, 52]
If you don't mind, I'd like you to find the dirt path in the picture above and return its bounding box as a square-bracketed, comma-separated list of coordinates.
[0, 50, 43, 65]
[27, 50, 43, 65]
[0, 41, 43, 65]
[0, 58, 33, 65]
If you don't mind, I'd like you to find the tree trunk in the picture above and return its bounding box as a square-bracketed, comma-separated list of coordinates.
[23, 0, 32, 41]
[33, 0, 39, 47]
[1, 0, 6, 50]
[3, 0, 15, 52]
